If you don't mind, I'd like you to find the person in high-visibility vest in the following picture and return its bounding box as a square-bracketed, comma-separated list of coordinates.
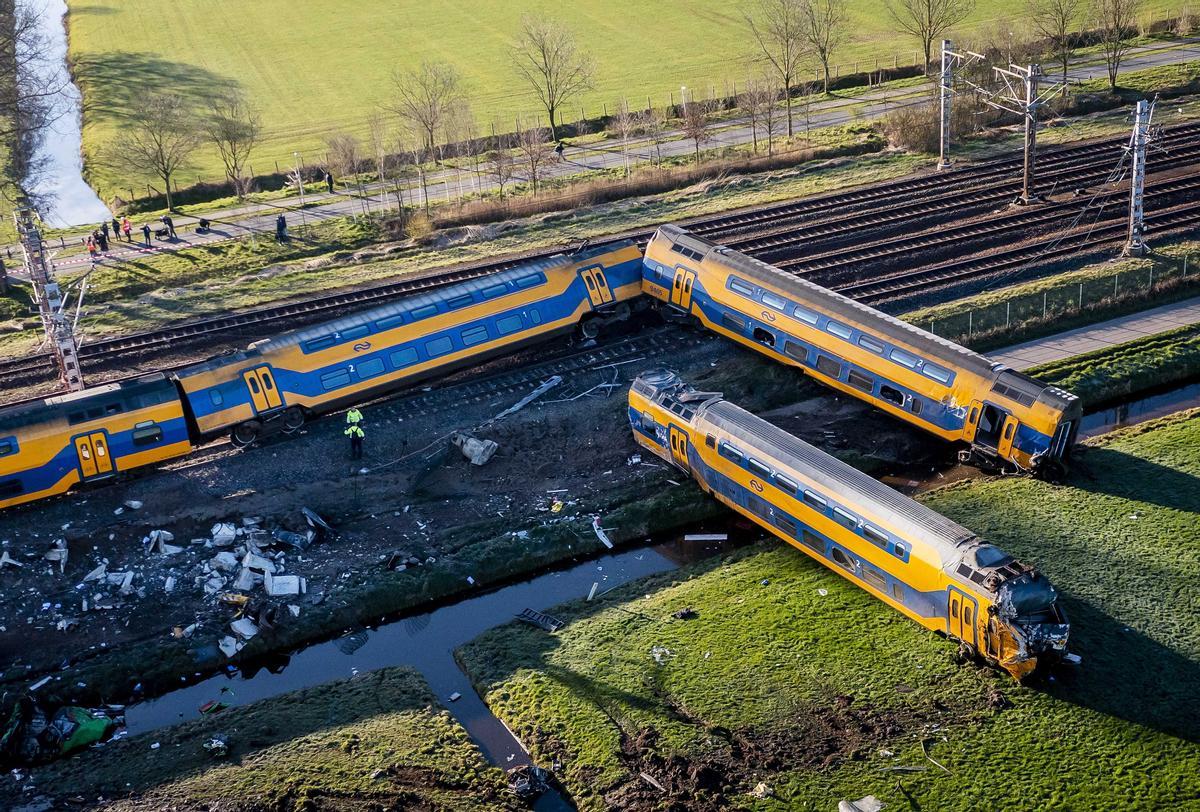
[345, 424, 365, 459]
[346, 407, 363, 426]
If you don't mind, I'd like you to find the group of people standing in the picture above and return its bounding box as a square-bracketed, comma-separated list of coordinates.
[85, 215, 179, 262]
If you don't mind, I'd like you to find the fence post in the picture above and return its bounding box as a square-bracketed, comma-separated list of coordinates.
[1006, 300, 1010, 326]
[930, 319, 935, 335]
[1115, 272, 1119, 297]
[1043, 291, 1048, 318]
[1149, 266, 1153, 288]
[1079, 282, 1084, 309]
[968, 310, 973, 336]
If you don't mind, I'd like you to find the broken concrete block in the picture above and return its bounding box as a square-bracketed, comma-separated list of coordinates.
[44, 541, 69, 572]
[210, 523, 237, 546]
[164, 576, 176, 593]
[147, 530, 183, 555]
[287, 604, 301, 618]
[210, 552, 239, 573]
[232, 568, 261, 592]
[263, 573, 306, 597]
[0, 551, 24, 569]
[82, 563, 106, 582]
[241, 552, 277, 574]
[203, 575, 227, 596]
[119, 571, 135, 595]
[124, 500, 143, 510]
[839, 797, 884, 812]
[218, 636, 244, 658]
[451, 432, 499, 466]
[230, 618, 259, 640]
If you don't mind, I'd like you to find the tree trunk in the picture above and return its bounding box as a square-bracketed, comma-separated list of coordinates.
[785, 84, 794, 137]
[823, 63, 830, 94]
[164, 174, 173, 211]
[924, 39, 933, 74]
[548, 108, 558, 141]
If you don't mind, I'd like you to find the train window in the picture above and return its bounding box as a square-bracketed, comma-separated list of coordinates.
[304, 335, 337, 353]
[889, 348, 920, 368]
[833, 507, 859, 530]
[747, 458, 772, 479]
[753, 328, 776, 347]
[68, 411, 86, 425]
[747, 496, 771, 519]
[826, 321, 853, 340]
[793, 305, 820, 325]
[528, 308, 542, 325]
[783, 341, 807, 361]
[705, 434, 716, 449]
[761, 291, 788, 311]
[893, 541, 908, 559]
[210, 390, 224, 407]
[848, 370, 873, 392]
[669, 403, 685, 416]
[514, 273, 546, 289]
[830, 547, 857, 572]
[320, 369, 351, 390]
[1004, 422, 1016, 440]
[376, 314, 405, 331]
[390, 347, 418, 368]
[858, 335, 885, 353]
[481, 283, 509, 299]
[357, 358, 385, 379]
[718, 442, 744, 463]
[863, 525, 889, 547]
[721, 312, 746, 332]
[461, 325, 490, 346]
[425, 336, 454, 357]
[907, 397, 923, 416]
[0, 437, 16, 457]
[496, 314, 523, 335]
[247, 377, 260, 394]
[892, 583, 904, 601]
[774, 514, 797, 536]
[879, 384, 904, 406]
[132, 421, 163, 446]
[963, 605, 973, 628]
[800, 529, 824, 553]
[923, 363, 953, 384]
[729, 278, 755, 297]
[446, 294, 475, 310]
[815, 355, 841, 378]
[0, 479, 22, 498]
[641, 411, 657, 432]
[410, 304, 439, 321]
[774, 473, 798, 494]
[341, 325, 370, 342]
[803, 490, 827, 511]
[261, 373, 275, 391]
[862, 566, 887, 590]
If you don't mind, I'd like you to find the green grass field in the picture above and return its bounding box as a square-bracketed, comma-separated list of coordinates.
[66, 0, 1177, 197]
[459, 411, 1200, 810]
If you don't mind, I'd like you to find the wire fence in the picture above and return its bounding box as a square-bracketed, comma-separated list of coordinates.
[926, 253, 1198, 342]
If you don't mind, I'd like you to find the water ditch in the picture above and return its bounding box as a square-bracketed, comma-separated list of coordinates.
[1079, 381, 1200, 437]
[22, 0, 109, 226]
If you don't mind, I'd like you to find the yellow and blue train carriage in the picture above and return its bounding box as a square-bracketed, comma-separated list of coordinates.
[176, 241, 644, 445]
[641, 224, 1081, 477]
[629, 369, 1069, 680]
[0, 374, 192, 510]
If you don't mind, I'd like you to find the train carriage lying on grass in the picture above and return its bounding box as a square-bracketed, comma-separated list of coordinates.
[629, 369, 1070, 680]
[0, 241, 643, 510]
[641, 224, 1081, 477]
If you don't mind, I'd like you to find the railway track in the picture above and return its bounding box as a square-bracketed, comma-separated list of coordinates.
[4, 121, 1198, 387]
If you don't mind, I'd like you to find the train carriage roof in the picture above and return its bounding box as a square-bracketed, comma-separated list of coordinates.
[657, 224, 1001, 381]
[249, 241, 630, 355]
[699, 397, 978, 563]
[0, 373, 176, 433]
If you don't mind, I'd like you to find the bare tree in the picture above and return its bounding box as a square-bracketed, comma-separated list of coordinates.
[1092, 0, 1141, 91]
[511, 15, 595, 141]
[116, 94, 200, 211]
[515, 123, 553, 194]
[639, 107, 667, 165]
[886, 0, 975, 71]
[487, 148, 515, 199]
[746, 0, 812, 137]
[203, 93, 260, 199]
[738, 80, 764, 153]
[798, 0, 849, 93]
[1027, 0, 1081, 83]
[681, 97, 712, 163]
[610, 100, 638, 175]
[760, 81, 784, 154]
[390, 61, 462, 161]
[326, 132, 370, 212]
[367, 111, 393, 206]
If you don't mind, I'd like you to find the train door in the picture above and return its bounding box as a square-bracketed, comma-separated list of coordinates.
[668, 426, 690, 470]
[580, 266, 614, 306]
[963, 400, 983, 443]
[242, 366, 283, 414]
[997, 416, 1020, 458]
[74, 432, 114, 480]
[947, 587, 978, 647]
[670, 268, 696, 310]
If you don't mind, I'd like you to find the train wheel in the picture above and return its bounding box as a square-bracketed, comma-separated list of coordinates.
[612, 302, 632, 322]
[230, 422, 260, 448]
[579, 319, 600, 340]
[281, 407, 305, 434]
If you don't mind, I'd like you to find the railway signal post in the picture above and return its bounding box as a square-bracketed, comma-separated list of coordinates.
[936, 42, 982, 170]
[1124, 99, 1153, 256]
[973, 63, 1059, 205]
[14, 206, 85, 392]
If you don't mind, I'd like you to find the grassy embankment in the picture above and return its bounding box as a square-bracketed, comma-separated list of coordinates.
[459, 411, 1200, 811]
[65, 0, 1178, 192]
[30, 667, 516, 810]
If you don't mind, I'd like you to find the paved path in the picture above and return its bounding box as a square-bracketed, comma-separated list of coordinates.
[992, 295, 1200, 370]
[23, 36, 1200, 275]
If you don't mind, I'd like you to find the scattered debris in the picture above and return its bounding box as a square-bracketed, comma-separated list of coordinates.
[516, 608, 564, 632]
[124, 500, 143, 511]
[484, 375, 562, 426]
[587, 582, 599, 601]
[203, 734, 230, 758]
[0, 551, 24, 569]
[272, 529, 313, 550]
[301, 507, 334, 534]
[335, 630, 370, 655]
[43, 541, 68, 573]
[839, 796, 885, 812]
[1063, 652, 1082, 665]
[507, 764, 552, 799]
[448, 692, 462, 702]
[210, 552, 239, 572]
[591, 516, 614, 548]
[82, 563, 106, 582]
[921, 740, 952, 774]
[818, 588, 829, 597]
[218, 636, 243, 659]
[650, 645, 672, 665]
[230, 618, 259, 640]
[639, 772, 667, 792]
[146, 530, 183, 555]
[627, 453, 642, 465]
[752, 781, 773, 799]
[264, 572, 307, 597]
[684, 533, 727, 542]
[210, 523, 237, 546]
[451, 432, 499, 466]
[671, 608, 699, 620]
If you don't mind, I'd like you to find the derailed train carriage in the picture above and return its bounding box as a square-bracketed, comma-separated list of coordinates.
[629, 369, 1069, 680]
[0, 241, 644, 510]
[641, 224, 1081, 478]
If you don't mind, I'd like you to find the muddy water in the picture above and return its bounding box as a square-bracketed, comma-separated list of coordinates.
[1079, 382, 1200, 438]
[123, 529, 736, 808]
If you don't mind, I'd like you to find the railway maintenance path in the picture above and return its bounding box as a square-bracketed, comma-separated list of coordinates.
[992, 295, 1200, 370]
[22, 36, 1200, 273]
